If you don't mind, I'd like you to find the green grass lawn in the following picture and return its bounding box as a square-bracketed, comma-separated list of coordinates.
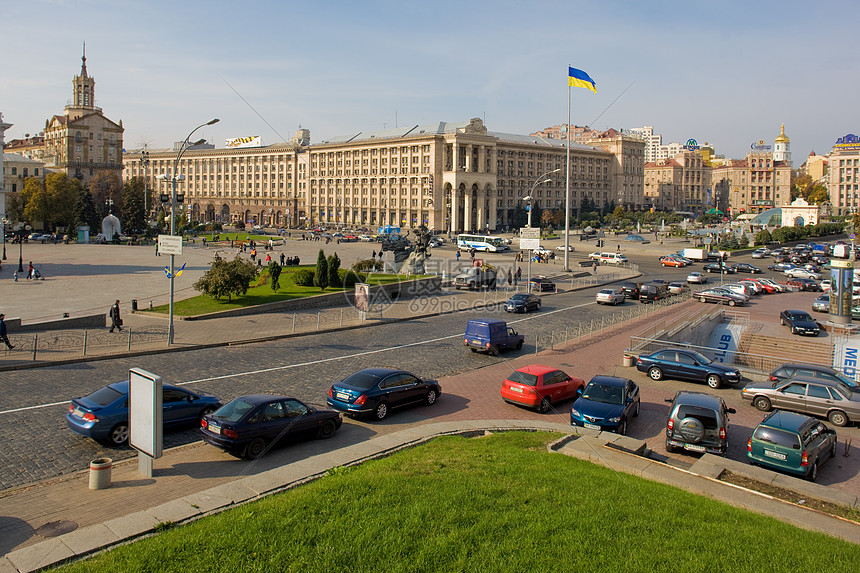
[155, 267, 414, 316]
[54, 432, 860, 573]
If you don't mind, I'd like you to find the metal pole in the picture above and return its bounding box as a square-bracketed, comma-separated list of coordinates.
[127, 327, 132, 351]
[168, 168, 176, 344]
[32, 334, 37, 361]
[83, 330, 87, 356]
[564, 82, 571, 271]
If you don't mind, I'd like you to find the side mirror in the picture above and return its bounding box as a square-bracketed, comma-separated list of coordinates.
[727, 408, 737, 414]
[664, 398, 674, 404]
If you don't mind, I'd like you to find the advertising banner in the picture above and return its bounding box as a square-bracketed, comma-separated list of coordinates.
[226, 136, 262, 148]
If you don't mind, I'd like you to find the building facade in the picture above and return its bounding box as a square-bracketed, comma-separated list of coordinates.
[827, 134, 860, 216]
[42, 45, 124, 184]
[1, 113, 12, 237]
[2, 153, 47, 193]
[643, 151, 712, 213]
[123, 118, 642, 231]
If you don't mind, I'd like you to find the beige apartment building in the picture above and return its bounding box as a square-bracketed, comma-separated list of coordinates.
[2, 153, 48, 194]
[42, 46, 124, 185]
[644, 151, 711, 213]
[123, 118, 641, 232]
[827, 134, 860, 216]
[711, 153, 791, 216]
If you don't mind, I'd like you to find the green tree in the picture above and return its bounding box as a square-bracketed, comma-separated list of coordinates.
[73, 186, 100, 232]
[327, 252, 341, 287]
[738, 233, 749, 249]
[754, 228, 772, 245]
[268, 261, 282, 292]
[612, 205, 625, 222]
[46, 173, 80, 230]
[807, 184, 829, 205]
[20, 178, 49, 227]
[314, 249, 329, 290]
[89, 171, 124, 219]
[121, 177, 148, 234]
[193, 256, 258, 301]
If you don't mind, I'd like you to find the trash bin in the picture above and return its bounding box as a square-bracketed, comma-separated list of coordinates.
[89, 458, 112, 490]
[622, 354, 634, 368]
[131, 299, 138, 311]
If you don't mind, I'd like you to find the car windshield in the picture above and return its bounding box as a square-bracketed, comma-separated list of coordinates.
[510, 294, 528, 301]
[339, 371, 384, 389]
[582, 383, 623, 404]
[598, 289, 614, 295]
[791, 311, 813, 321]
[834, 373, 858, 389]
[84, 385, 124, 406]
[508, 371, 538, 386]
[213, 398, 257, 422]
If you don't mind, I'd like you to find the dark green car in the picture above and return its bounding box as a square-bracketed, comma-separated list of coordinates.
[747, 410, 838, 481]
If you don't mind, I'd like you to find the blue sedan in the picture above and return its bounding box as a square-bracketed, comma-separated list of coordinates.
[201, 395, 342, 460]
[570, 376, 640, 435]
[66, 381, 221, 445]
[636, 349, 741, 389]
[327, 367, 441, 420]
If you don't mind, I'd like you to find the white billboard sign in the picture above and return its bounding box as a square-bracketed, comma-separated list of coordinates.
[226, 135, 262, 148]
[158, 234, 183, 255]
[519, 238, 541, 250]
[519, 227, 540, 239]
[129, 368, 163, 459]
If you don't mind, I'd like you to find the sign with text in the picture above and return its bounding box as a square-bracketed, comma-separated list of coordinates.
[519, 228, 540, 239]
[519, 238, 541, 250]
[158, 234, 183, 255]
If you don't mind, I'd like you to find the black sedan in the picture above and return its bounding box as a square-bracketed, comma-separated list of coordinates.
[504, 293, 541, 313]
[693, 288, 746, 306]
[327, 368, 441, 420]
[703, 263, 736, 274]
[733, 263, 762, 274]
[779, 309, 821, 336]
[635, 348, 741, 389]
[201, 395, 343, 459]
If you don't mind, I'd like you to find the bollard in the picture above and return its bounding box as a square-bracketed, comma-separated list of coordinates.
[623, 355, 634, 367]
[340, 309, 343, 326]
[89, 458, 112, 489]
[83, 329, 88, 356]
[292, 313, 296, 333]
[32, 333, 38, 361]
[317, 312, 321, 330]
[127, 328, 132, 351]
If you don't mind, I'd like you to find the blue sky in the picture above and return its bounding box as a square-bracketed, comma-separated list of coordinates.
[2, 0, 857, 160]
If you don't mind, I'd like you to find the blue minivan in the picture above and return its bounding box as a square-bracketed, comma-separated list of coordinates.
[464, 319, 524, 354]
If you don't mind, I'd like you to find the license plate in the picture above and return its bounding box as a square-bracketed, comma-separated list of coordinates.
[510, 387, 523, 393]
[208, 423, 221, 435]
[336, 392, 350, 401]
[73, 407, 84, 418]
[471, 339, 481, 345]
[584, 423, 600, 430]
[764, 449, 787, 461]
[684, 444, 706, 452]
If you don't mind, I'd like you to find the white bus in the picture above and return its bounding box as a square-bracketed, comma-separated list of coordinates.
[457, 234, 510, 252]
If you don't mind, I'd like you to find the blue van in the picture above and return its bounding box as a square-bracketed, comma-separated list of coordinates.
[464, 319, 524, 354]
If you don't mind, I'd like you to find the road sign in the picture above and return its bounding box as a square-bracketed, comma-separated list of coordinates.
[519, 227, 540, 239]
[519, 238, 540, 250]
[158, 234, 183, 255]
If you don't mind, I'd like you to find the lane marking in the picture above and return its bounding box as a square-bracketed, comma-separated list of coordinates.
[0, 300, 596, 415]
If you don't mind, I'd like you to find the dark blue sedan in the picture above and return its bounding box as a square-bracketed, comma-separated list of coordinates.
[201, 395, 342, 460]
[66, 381, 221, 445]
[636, 348, 741, 389]
[327, 368, 441, 420]
[570, 376, 640, 435]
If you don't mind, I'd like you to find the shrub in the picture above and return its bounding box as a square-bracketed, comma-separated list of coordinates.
[755, 228, 772, 245]
[327, 253, 342, 287]
[340, 270, 366, 288]
[314, 249, 329, 290]
[192, 256, 258, 301]
[293, 268, 315, 287]
[352, 258, 384, 272]
[268, 261, 282, 292]
[738, 233, 749, 249]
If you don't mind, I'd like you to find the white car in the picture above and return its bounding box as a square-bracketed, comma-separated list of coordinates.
[723, 283, 755, 297]
[785, 268, 822, 280]
[531, 246, 553, 256]
[686, 272, 707, 284]
[820, 279, 831, 292]
[595, 288, 625, 305]
[588, 251, 603, 261]
[555, 245, 575, 252]
[358, 234, 374, 242]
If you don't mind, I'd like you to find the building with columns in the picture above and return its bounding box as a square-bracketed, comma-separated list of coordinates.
[42, 45, 124, 184]
[643, 150, 712, 213]
[827, 134, 860, 216]
[123, 118, 640, 232]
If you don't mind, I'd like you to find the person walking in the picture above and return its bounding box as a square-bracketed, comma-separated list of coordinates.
[27, 261, 34, 280]
[265, 253, 271, 264]
[507, 269, 513, 287]
[108, 300, 123, 333]
[455, 251, 460, 262]
[251, 248, 257, 262]
[0, 314, 15, 349]
[280, 252, 286, 265]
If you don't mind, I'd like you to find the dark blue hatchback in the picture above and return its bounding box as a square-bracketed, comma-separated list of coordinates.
[66, 381, 221, 446]
[201, 395, 343, 460]
[327, 368, 441, 420]
[570, 376, 640, 435]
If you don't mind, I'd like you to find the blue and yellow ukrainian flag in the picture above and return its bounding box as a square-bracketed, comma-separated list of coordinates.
[568, 67, 597, 93]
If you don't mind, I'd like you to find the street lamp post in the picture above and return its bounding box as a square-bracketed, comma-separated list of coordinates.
[166, 119, 219, 345]
[1, 216, 8, 261]
[16, 224, 31, 273]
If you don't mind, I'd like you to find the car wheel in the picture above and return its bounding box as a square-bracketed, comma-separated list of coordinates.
[648, 366, 663, 381]
[633, 401, 640, 417]
[753, 396, 772, 412]
[108, 423, 129, 446]
[317, 419, 337, 439]
[706, 374, 722, 389]
[515, 340, 523, 350]
[808, 461, 819, 482]
[374, 402, 389, 421]
[425, 389, 438, 406]
[618, 420, 627, 435]
[830, 440, 838, 459]
[699, 296, 707, 303]
[728, 300, 736, 307]
[199, 405, 218, 420]
[244, 438, 267, 460]
[828, 410, 848, 427]
[537, 397, 551, 414]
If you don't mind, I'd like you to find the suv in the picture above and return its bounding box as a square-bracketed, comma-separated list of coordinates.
[664, 391, 736, 455]
[747, 410, 838, 481]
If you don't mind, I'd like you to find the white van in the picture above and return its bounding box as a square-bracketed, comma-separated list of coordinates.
[599, 253, 628, 265]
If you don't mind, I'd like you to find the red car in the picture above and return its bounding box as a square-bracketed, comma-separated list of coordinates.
[660, 256, 686, 267]
[739, 278, 776, 294]
[501, 365, 585, 413]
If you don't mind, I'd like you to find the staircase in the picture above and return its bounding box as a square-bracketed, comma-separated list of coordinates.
[735, 332, 833, 372]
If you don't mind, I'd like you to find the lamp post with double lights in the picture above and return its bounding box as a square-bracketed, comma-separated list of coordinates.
[162, 119, 219, 345]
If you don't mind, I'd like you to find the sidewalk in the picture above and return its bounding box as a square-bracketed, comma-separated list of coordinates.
[2, 302, 859, 572]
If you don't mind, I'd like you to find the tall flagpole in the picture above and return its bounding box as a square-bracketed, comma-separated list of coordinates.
[563, 69, 572, 271]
